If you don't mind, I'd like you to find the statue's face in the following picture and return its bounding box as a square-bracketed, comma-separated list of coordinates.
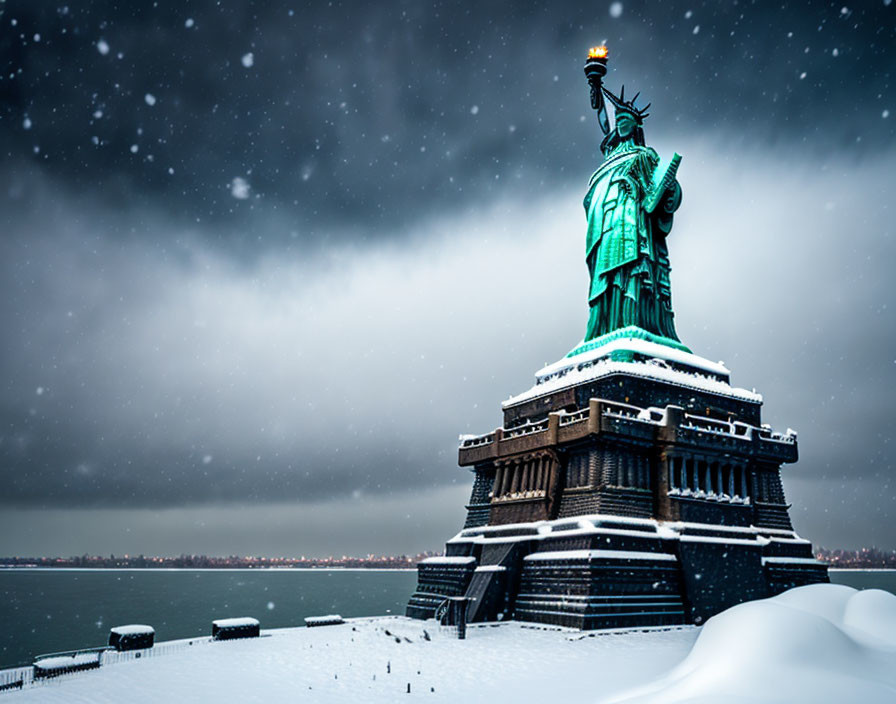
[616, 112, 637, 139]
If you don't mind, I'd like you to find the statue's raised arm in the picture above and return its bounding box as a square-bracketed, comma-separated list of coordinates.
[578, 47, 683, 348]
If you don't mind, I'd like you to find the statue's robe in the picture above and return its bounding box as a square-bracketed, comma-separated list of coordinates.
[583, 139, 680, 342]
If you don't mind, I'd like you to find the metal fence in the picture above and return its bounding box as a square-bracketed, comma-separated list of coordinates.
[0, 635, 225, 695]
[99, 636, 214, 666]
[0, 666, 32, 692]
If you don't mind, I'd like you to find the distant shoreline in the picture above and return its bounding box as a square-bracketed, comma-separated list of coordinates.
[1, 566, 894, 573]
[0, 566, 418, 572]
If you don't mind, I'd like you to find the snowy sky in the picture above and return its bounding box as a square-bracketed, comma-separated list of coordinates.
[1, 1, 894, 557]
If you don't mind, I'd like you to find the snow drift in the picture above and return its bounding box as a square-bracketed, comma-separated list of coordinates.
[605, 584, 896, 704]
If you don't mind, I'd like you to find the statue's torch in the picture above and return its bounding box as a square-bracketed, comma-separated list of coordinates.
[584, 45, 608, 107]
[584, 46, 610, 134]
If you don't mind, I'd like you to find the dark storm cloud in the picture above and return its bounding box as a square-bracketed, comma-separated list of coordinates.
[1, 1, 893, 239]
[0, 184, 575, 508]
[1, 139, 894, 522]
[0, 485, 473, 558]
[0, 1, 894, 553]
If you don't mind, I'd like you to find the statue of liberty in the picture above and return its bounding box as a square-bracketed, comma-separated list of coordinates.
[580, 47, 683, 347]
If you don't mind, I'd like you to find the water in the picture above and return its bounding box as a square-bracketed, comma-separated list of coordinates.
[0, 569, 417, 669]
[829, 569, 896, 592]
[0, 568, 892, 670]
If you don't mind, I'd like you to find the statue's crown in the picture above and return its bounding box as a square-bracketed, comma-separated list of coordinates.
[601, 84, 650, 123]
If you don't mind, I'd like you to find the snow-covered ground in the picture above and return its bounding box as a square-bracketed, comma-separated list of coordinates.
[607, 584, 896, 704]
[7, 584, 896, 704]
[7, 621, 696, 703]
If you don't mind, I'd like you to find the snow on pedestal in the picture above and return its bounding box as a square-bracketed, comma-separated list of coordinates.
[506, 335, 761, 408]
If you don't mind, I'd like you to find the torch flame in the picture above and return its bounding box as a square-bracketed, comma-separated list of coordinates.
[588, 45, 608, 59]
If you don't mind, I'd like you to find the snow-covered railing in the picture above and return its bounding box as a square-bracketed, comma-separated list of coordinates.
[757, 426, 796, 444]
[0, 631, 270, 694]
[100, 637, 214, 666]
[503, 419, 549, 439]
[0, 665, 32, 692]
[668, 487, 749, 504]
[601, 400, 642, 420]
[459, 432, 494, 448]
[558, 408, 589, 426]
[493, 488, 546, 502]
[602, 401, 660, 426]
[680, 414, 736, 436]
[460, 399, 793, 460]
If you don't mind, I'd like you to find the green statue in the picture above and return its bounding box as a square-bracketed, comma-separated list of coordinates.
[581, 48, 683, 346]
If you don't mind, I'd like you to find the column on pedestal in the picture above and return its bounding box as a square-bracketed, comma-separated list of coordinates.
[493, 464, 505, 499]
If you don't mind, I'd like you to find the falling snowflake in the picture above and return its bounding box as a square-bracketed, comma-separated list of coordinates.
[144, 93, 157, 106]
[97, 39, 110, 55]
[470, 105, 479, 115]
[609, 2, 623, 18]
[241, 52, 254, 68]
[230, 177, 250, 199]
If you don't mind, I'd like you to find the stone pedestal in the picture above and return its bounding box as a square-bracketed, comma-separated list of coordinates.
[407, 335, 828, 628]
